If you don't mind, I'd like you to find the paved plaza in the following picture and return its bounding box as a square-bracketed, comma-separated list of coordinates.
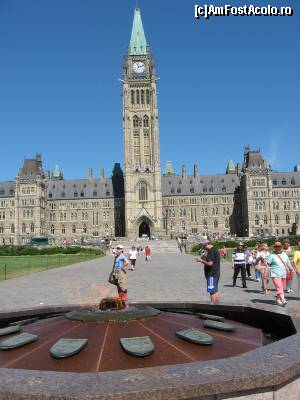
[0, 248, 300, 314]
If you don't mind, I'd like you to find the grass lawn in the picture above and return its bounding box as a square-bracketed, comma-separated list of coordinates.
[0, 254, 103, 281]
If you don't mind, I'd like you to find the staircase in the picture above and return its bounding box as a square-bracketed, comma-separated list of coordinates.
[113, 239, 181, 254]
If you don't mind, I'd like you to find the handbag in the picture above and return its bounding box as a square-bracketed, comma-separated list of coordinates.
[255, 260, 266, 272]
[108, 259, 117, 285]
[276, 254, 293, 281]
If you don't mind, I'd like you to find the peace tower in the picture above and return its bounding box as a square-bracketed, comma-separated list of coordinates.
[122, 8, 164, 239]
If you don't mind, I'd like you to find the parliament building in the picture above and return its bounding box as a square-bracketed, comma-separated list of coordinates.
[0, 8, 299, 245]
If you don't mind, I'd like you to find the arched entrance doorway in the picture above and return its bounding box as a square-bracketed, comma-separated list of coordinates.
[139, 221, 150, 238]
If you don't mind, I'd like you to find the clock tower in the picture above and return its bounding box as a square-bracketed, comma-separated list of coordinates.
[122, 7, 163, 239]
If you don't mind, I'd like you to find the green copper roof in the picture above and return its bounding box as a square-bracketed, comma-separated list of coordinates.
[227, 159, 235, 170]
[53, 165, 63, 178]
[129, 8, 148, 55]
[163, 161, 175, 176]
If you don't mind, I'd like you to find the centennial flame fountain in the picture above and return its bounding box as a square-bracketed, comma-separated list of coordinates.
[0, 300, 299, 399]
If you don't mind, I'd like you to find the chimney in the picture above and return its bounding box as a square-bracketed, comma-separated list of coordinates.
[99, 168, 105, 182]
[88, 168, 93, 184]
[194, 163, 199, 178]
[182, 164, 187, 179]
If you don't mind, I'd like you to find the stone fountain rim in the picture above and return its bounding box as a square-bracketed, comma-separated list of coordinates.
[0, 301, 299, 400]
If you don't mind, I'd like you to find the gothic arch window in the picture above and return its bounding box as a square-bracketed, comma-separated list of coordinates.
[139, 181, 148, 201]
[51, 225, 55, 235]
[190, 188, 195, 193]
[254, 215, 259, 226]
[131, 90, 135, 105]
[225, 219, 229, 228]
[177, 188, 181, 194]
[11, 224, 15, 234]
[143, 115, 149, 127]
[263, 215, 268, 225]
[62, 225, 65, 234]
[22, 223, 26, 234]
[286, 215, 290, 224]
[203, 220, 208, 229]
[146, 89, 150, 104]
[275, 215, 279, 224]
[136, 90, 140, 104]
[141, 90, 145, 104]
[30, 223, 34, 233]
[133, 115, 139, 128]
[83, 225, 87, 234]
[214, 220, 218, 228]
[72, 225, 76, 234]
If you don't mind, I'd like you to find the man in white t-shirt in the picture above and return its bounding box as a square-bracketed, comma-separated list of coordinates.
[129, 246, 138, 271]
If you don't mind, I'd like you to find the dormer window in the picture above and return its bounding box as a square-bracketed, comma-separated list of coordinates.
[291, 178, 295, 185]
[177, 188, 181, 194]
[282, 179, 287, 185]
[80, 191, 84, 197]
[190, 187, 194, 193]
[273, 179, 278, 185]
[49, 192, 53, 199]
[74, 191, 78, 197]
[209, 186, 214, 192]
[61, 192, 65, 198]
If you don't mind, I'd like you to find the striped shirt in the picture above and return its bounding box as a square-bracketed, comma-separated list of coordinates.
[232, 249, 247, 265]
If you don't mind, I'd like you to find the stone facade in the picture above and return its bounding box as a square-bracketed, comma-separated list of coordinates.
[0, 8, 299, 244]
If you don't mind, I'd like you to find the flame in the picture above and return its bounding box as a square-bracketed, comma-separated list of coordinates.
[62, 281, 113, 306]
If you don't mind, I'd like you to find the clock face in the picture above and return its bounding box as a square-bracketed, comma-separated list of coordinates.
[133, 61, 146, 74]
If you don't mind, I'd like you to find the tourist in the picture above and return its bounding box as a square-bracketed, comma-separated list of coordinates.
[265, 242, 294, 306]
[232, 242, 247, 288]
[252, 243, 260, 282]
[244, 245, 253, 279]
[114, 245, 129, 306]
[145, 245, 151, 261]
[129, 245, 138, 271]
[292, 240, 300, 297]
[255, 243, 270, 295]
[220, 245, 227, 260]
[283, 240, 293, 293]
[196, 240, 220, 304]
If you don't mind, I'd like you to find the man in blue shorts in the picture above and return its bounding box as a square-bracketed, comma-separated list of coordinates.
[197, 241, 221, 304]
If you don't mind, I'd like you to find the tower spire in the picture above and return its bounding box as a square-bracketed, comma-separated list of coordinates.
[129, 7, 148, 55]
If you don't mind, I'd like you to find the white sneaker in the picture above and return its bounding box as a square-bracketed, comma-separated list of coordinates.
[276, 299, 283, 306]
[286, 289, 293, 293]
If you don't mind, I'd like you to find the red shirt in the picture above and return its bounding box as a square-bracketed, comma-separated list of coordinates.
[145, 247, 151, 255]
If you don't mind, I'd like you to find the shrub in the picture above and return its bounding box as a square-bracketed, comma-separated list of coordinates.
[0, 246, 104, 257]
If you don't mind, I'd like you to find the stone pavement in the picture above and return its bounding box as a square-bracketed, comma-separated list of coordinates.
[0, 251, 300, 313]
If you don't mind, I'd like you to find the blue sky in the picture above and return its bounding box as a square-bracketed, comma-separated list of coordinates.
[0, 0, 299, 181]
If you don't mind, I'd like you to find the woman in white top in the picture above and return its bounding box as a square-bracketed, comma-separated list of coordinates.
[255, 243, 270, 295]
[129, 246, 138, 271]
